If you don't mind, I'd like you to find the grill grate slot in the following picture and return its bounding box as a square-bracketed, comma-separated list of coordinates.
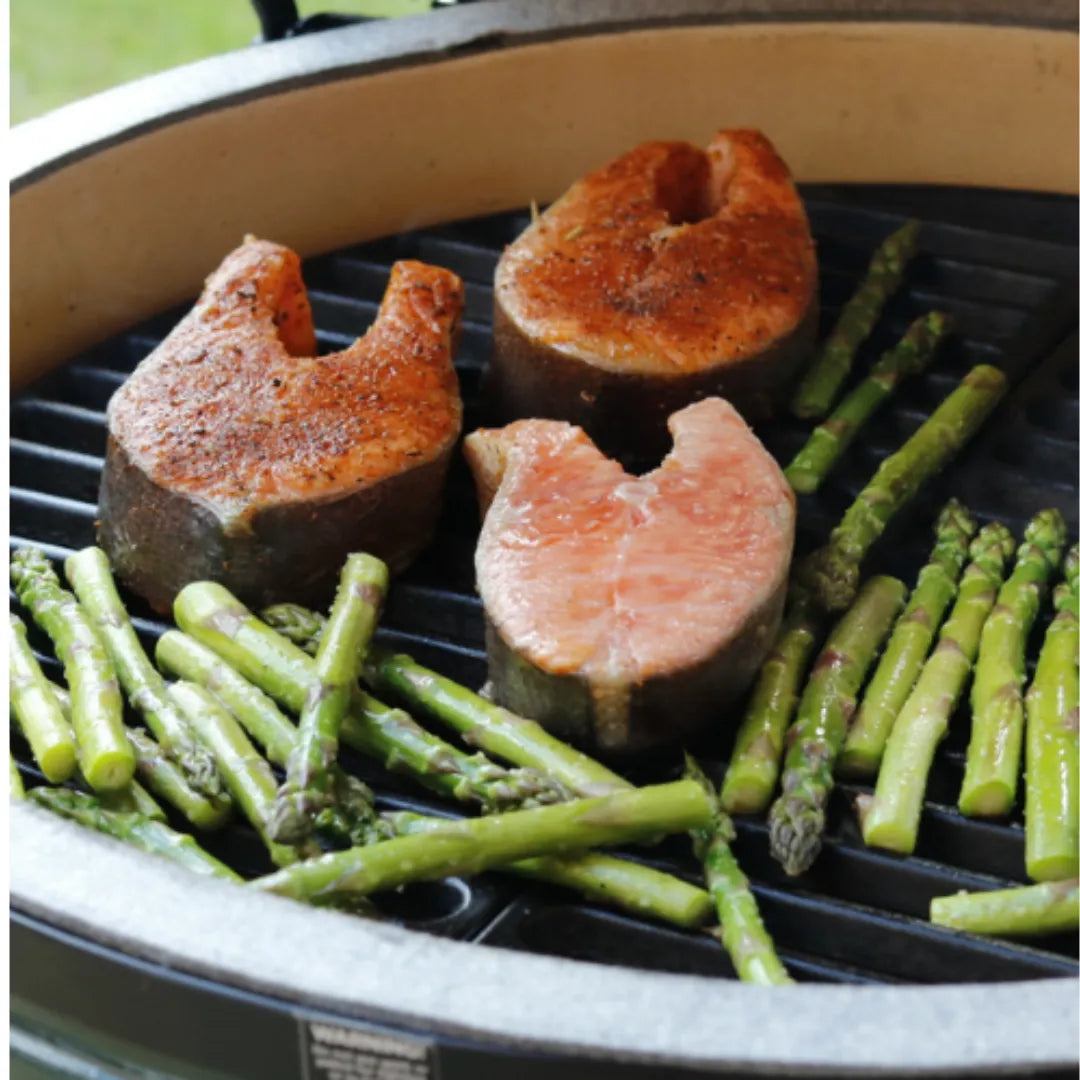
[10, 185, 1078, 987]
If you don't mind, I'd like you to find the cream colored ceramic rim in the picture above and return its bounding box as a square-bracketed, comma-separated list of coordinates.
[10, 18, 1077, 389]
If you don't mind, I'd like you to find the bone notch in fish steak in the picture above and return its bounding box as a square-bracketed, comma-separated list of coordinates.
[465, 397, 796, 754]
[490, 128, 818, 462]
[99, 238, 463, 613]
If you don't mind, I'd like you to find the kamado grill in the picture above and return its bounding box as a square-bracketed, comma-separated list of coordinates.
[9, 2, 1079, 1077]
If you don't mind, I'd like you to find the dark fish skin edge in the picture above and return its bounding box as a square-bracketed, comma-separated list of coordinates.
[487, 292, 819, 465]
[98, 438, 455, 614]
[483, 568, 789, 757]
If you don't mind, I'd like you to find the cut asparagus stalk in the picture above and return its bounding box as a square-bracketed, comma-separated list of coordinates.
[365, 648, 630, 798]
[930, 879, 1078, 937]
[9, 613, 77, 782]
[959, 509, 1068, 817]
[685, 755, 793, 984]
[839, 499, 977, 777]
[797, 365, 1008, 614]
[786, 310, 950, 493]
[791, 220, 921, 419]
[719, 597, 822, 814]
[29, 786, 240, 882]
[10, 547, 134, 792]
[251, 779, 711, 901]
[44, 680, 168, 824]
[166, 680, 318, 867]
[270, 553, 387, 844]
[769, 575, 908, 876]
[10, 755, 25, 800]
[64, 547, 221, 798]
[1024, 543, 1079, 882]
[859, 523, 1015, 854]
[385, 811, 712, 930]
[155, 630, 381, 847]
[173, 583, 571, 810]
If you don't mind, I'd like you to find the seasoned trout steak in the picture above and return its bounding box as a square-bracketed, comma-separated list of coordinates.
[464, 397, 796, 754]
[490, 129, 818, 461]
[99, 238, 463, 613]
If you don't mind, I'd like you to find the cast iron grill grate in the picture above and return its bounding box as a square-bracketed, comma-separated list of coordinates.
[10, 186, 1079, 987]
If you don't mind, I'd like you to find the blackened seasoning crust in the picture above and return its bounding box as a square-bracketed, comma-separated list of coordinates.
[99, 239, 463, 612]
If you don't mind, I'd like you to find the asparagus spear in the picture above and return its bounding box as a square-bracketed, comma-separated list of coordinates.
[29, 786, 240, 882]
[262, 603, 326, 654]
[797, 365, 1008, 614]
[930, 879, 1078, 937]
[959, 509, 1068, 817]
[10, 547, 134, 792]
[270, 553, 388, 844]
[769, 575, 908, 876]
[251, 779, 711, 901]
[9, 613, 77, 782]
[64, 547, 222, 799]
[786, 310, 951, 493]
[791, 220, 922, 419]
[10, 755, 25, 800]
[385, 811, 712, 929]
[685, 755, 793, 984]
[43, 680, 169, 824]
[166, 681, 319, 867]
[173, 583, 570, 810]
[155, 630, 381, 847]
[1024, 543, 1079, 882]
[719, 597, 822, 814]
[839, 499, 977, 777]
[365, 649, 631, 798]
[859, 523, 1015, 854]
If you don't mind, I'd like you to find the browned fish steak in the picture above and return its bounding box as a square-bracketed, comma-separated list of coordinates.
[491, 129, 818, 461]
[99, 238, 463, 612]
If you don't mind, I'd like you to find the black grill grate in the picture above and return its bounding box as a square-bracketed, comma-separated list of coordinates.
[10, 186, 1079, 987]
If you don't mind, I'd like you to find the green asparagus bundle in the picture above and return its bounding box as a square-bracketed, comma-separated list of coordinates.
[155, 630, 382, 847]
[930, 879, 1078, 937]
[169, 591, 719, 929]
[722, 369, 1003, 812]
[9, 613, 77, 782]
[786, 310, 951, 494]
[718, 595, 823, 814]
[10, 547, 134, 792]
[1023, 543, 1079, 882]
[685, 756, 793, 984]
[270, 553, 387, 844]
[769, 575, 908, 876]
[10, 755, 25, 800]
[797, 365, 1008, 614]
[29, 786, 240, 882]
[64, 547, 221, 798]
[839, 499, 977, 777]
[173, 584, 568, 810]
[384, 811, 712, 929]
[791, 220, 922, 419]
[859, 523, 1015, 854]
[251, 779, 711, 902]
[166, 680, 320, 867]
[959, 509, 1067, 817]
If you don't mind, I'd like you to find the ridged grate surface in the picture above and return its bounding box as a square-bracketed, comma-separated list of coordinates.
[10, 186, 1079, 986]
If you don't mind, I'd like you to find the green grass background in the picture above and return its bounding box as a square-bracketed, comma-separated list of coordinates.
[11, 0, 430, 125]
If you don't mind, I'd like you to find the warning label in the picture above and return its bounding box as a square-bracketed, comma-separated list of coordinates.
[299, 1019, 433, 1080]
